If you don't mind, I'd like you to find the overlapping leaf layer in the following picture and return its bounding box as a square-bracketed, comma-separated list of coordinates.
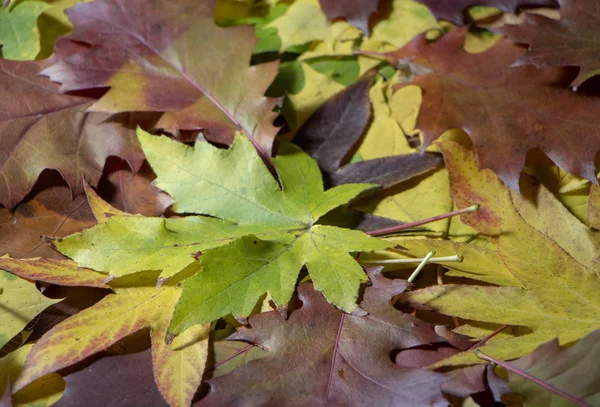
[2, 0, 600, 406]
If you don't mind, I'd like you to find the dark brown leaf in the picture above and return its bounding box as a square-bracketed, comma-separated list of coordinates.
[295, 76, 372, 174]
[329, 153, 444, 187]
[96, 160, 172, 217]
[395, 343, 461, 368]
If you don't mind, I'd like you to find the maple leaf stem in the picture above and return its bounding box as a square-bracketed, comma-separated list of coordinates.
[407, 250, 435, 283]
[468, 324, 509, 350]
[204, 344, 256, 373]
[246, 134, 276, 171]
[360, 255, 462, 265]
[366, 204, 480, 236]
[474, 351, 593, 407]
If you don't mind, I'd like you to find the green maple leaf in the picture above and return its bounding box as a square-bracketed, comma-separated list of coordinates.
[56, 128, 389, 335]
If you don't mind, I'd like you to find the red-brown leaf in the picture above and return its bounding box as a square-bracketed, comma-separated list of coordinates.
[499, 0, 600, 89]
[319, 0, 382, 34]
[386, 28, 600, 191]
[55, 349, 168, 407]
[42, 0, 281, 155]
[0, 174, 95, 259]
[0, 57, 146, 209]
[197, 269, 448, 406]
[419, 0, 557, 24]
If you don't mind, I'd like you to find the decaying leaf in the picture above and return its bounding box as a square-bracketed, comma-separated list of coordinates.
[385, 28, 600, 191]
[3, 0, 600, 405]
[0, 173, 95, 259]
[0, 344, 65, 407]
[198, 271, 448, 406]
[96, 161, 173, 217]
[12, 268, 209, 407]
[589, 184, 600, 229]
[42, 0, 281, 154]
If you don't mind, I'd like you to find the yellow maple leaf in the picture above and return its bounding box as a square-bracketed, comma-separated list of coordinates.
[3, 258, 208, 407]
[401, 135, 600, 366]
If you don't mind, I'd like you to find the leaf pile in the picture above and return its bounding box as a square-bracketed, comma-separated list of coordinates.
[1, 0, 600, 406]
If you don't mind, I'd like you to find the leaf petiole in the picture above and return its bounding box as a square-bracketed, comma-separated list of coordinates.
[366, 204, 480, 236]
[475, 350, 592, 407]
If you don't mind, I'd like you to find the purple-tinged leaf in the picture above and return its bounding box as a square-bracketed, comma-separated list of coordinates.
[295, 75, 372, 174]
[55, 349, 168, 407]
[330, 153, 443, 187]
[499, 0, 600, 89]
[319, 0, 382, 35]
[0, 54, 150, 209]
[294, 75, 443, 189]
[196, 269, 448, 407]
[0, 379, 11, 407]
[503, 328, 600, 406]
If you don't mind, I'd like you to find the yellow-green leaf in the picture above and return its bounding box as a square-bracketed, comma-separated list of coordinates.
[0, 270, 59, 349]
[0, 1, 48, 60]
[55, 216, 258, 283]
[588, 184, 600, 229]
[57, 129, 388, 334]
[265, 0, 329, 52]
[0, 257, 108, 288]
[14, 279, 209, 407]
[368, 0, 439, 48]
[392, 238, 522, 287]
[83, 181, 128, 223]
[0, 344, 65, 407]
[403, 138, 600, 366]
[356, 79, 414, 160]
[37, 0, 90, 59]
[287, 61, 346, 130]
